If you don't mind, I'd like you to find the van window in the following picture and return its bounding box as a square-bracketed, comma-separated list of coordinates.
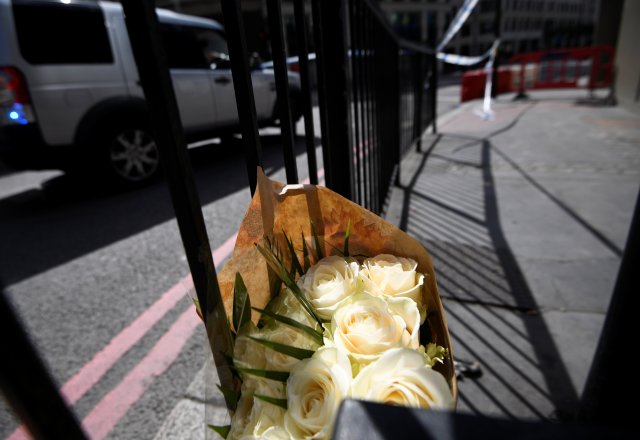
[160, 24, 229, 70]
[12, 0, 114, 65]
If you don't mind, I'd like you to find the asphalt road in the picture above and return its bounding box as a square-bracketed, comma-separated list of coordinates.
[0, 85, 461, 439]
[0, 129, 323, 439]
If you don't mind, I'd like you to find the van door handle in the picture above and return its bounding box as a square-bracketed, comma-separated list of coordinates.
[214, 77, 231, 84]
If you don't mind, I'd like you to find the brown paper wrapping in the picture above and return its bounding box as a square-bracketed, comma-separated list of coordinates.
[217, 169, 457, 400]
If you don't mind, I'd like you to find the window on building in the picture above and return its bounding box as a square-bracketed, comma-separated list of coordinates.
[480, 20, 494, 34]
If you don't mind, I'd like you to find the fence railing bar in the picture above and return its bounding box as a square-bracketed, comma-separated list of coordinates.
[348, 0, 363, 206]
[430, 50, 438, 134]
[120, 0, 235, 403]
[369, 10, 381, 213]
[219, 0, 263, 196]
[365, 9, 377, 212]
[413, 54, 423, 148]
[266, 0, 299, 184]
[391, 41, 401, 187]
[1, 288, 88, 439]
[310, 0, 333, 189]
[314, 0, 354, 200]
[293, 0, 318, 185]
[355, 0, 371, 211]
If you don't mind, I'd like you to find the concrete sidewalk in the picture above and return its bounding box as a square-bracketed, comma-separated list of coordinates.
[154, 91, 640, 438]
[387, 90, 640, 421]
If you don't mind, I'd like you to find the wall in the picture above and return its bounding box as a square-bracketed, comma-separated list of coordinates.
[614, 0, 640, 112]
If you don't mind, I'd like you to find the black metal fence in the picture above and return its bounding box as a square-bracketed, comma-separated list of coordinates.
[0, 0, 437, 436]
[316, 0, 437, 213]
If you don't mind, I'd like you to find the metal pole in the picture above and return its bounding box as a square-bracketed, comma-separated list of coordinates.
[0, 288, 88, 440]
[491, 0, 502, 98]
[414, 53, 424, 152]
[314, 0, 353, 200]
[310, 0, 331, 189]
[266, 0, 299, 184]
[219, 0, 263, 195]
[120, 0, 236, 403]
[578, 190, 640, 428]
[348, 0, 363, 206]
[427, 12, 438, 135]
[430, 53, 438, 134]
[293, 0, 319, 185]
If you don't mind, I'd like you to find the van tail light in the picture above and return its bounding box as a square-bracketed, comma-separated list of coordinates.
[0, 66, 36, 126]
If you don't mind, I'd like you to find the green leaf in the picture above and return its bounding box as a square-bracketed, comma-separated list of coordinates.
[343, 220, 351, 257]
[253, 307, 323, 345]
[233, 366, 290, 382]
[310, 221, 324, 260]
[191, 297, 203, 320]
[233, 272, 251, 332]
[216, 384, 239, 410]
[249, 336, 315, 360]
[283, 230, 303, 276]
[254, 393, 288, 409]
[301, 233, 311, 271]
[207, 425, 230, 439]
[255, 244, 323, 327]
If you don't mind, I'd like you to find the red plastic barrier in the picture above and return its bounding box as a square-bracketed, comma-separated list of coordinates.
[460, 67, 512, 103]
[460, 45, 615, 102]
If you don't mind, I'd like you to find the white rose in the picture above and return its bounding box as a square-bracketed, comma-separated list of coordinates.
[229, 378, 286, 440]
[234, 323, 266, 370]
[284, 347, 352, 440]
[298, 256, 360, 320]
[261, 324, 320, 372]
[359, 254, 426, 320]
[351, 348, 455, 410]
[324, 293, 420, 366]
[239, 426, 291, 440]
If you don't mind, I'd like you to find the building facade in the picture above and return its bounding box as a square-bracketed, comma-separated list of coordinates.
[154, 0, 600, 68]
[381, 0, 599, 60]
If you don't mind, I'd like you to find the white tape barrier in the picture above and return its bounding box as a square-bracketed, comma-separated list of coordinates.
[477, 40, 501, 120]
[436, 0, 480, 53]
[261, 0, 479, 68]
[437, 39, 499, 66]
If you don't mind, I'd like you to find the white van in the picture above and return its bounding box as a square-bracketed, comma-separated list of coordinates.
[0, 0, 300, 185]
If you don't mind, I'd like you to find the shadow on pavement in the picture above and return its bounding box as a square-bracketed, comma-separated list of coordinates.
[397, 121, 582, 420]
[0, 134, 313, 285]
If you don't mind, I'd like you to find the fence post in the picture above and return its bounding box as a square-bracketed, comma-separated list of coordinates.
[414, 54, 424, 153]
[491, 0, 502, 98]
[393, 45, 401, 186]
[266, 0, 299, 184]
[430, 51, 438, 134]
[293, 0, 319, 185]
[219, 0, 264, 195]
[0, 289, 88, 439]
[313, 0, 353, 200]
[120, 0, 235, 403]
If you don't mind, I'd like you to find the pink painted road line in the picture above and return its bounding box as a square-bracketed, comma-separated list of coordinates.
[7, 169, 324, 440]
[7, 233, 238, 440]
[82, 307, 200, 440]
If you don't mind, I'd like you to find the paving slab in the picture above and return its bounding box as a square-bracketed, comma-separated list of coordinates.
[153, 356, 229, 440]
[444, 301, 604, 422]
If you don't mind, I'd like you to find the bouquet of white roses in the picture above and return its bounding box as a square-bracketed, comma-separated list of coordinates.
[205, 170, 456, 440]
